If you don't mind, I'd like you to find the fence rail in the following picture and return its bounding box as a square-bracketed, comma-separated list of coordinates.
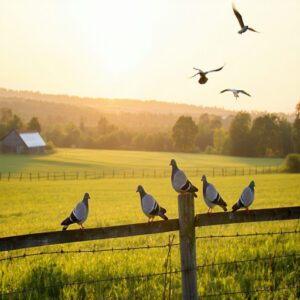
[0, 165, 282, 181]
[1, 206, 299, 252]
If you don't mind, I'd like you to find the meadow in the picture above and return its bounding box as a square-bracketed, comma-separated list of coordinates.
[0, 149, 299, 299]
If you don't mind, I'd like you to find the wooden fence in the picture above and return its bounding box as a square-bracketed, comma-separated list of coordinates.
[0, 165, 282, 181]
[1, 196, 299, 299]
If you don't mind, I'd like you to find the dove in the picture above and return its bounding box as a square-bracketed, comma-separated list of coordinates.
[170, 159, 198, 197]
[201, 175, 227, 213]
[136, 185, 168, 224]
[220, 89, 251, 99]
[61, 192, 90, 230]
[190, 65, 224, 85]
[232, 3, 259, 34]
[232, 181, 255, 212]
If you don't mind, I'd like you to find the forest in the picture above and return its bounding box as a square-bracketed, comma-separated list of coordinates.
[0, 101, 299, 157]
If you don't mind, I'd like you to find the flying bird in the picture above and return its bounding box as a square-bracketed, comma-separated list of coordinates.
[61, 192, 90, 230]
[136, 185, 168, 224]
[170, 159, 198, 197]
[220, 89, 251, 99]
[201, 175, 227, 213]
[232, 3, 259, 34]
[190, 65, 224, 84]
[232, 181, 255, 212]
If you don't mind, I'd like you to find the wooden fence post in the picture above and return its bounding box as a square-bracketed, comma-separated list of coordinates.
[178, 193, 198, 300]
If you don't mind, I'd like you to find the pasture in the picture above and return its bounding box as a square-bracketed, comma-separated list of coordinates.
[1, 166, 299, 298]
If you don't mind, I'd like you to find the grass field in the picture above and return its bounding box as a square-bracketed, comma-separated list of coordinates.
[0, 148, 283, 173]
[0, 150, 299, 299]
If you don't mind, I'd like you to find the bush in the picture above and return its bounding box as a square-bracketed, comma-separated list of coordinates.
[284, 153, 300, 173]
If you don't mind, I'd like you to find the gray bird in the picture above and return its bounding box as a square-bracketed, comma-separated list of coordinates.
[61, 192, 90, 230]
[232, 3, 259, 34]
[232, 181, 255, 212]
[136, 185, 168, 224]
[201, 175, 227, 213]
[170, 159, 198, 197]
[220, 89, 251, 99]
[190, 65, 224, 84]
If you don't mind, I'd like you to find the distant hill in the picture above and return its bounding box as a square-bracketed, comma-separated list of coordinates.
[0, 87, 294, 131]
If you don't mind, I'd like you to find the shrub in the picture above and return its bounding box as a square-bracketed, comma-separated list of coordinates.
[284, 153, 300, 173]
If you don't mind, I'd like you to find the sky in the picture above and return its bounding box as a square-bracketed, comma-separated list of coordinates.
[0, 0, 299, 113]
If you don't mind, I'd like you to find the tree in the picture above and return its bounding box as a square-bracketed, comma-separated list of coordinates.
[251, 114, 279, 156]
[229, 112, 252, 156]
[292, 102, 300, 153]
[195, 114, 213, 151]
[97, 116, 115, 135]
[27, 117, 41, 132]
[172, 116, 198, 152]
[278, 118, 293, 156]
[213, 128, 228, 154]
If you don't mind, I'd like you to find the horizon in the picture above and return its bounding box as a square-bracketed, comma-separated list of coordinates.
[0, 1, 299, 113]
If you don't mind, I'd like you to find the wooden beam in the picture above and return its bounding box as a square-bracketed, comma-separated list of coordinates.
[195, 206, 300, 227]
[0, 206, 299, 252]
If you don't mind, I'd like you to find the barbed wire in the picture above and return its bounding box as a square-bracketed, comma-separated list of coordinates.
[1, 229, 299, 263]
[199, 284, 299, 298]
[1, 253, 298, 296]
[0, 242, 180, 262]
[195, 229, 300, 240]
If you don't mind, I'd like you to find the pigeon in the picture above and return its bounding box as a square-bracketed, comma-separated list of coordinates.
[201, 175, 227, 213]
[136, 185, 168, 223]
[170, 159, 198, 197]
[232, 180, 255, 212]
[232, 3, 259, 34]
[190, 65, 224, 85]
[220, 89, 251, 99]
[61, 192, 90, 230]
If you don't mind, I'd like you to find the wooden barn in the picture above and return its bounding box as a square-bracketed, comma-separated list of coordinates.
[0, 130, 46, 154]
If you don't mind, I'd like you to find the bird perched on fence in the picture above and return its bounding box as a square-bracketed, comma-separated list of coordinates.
[232, 181, 255, 212]
[220, 89, 251, 99]
[232, 3, 259, 34]
[170, 159, 198, 197]
[61, 192, 90, 230]
[190, 65, 224, 85]
[136, 185, 168, 224]
[201, 175, 227, 213]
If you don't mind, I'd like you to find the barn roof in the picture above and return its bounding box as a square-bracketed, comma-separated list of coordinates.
[18, 131, 46, 148]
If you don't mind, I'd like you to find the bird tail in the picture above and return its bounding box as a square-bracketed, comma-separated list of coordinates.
[61, 217, 73, 226]
[217, 197, 228, 211]
[158, 207, 168, 221]
[232, 200, 243, 212]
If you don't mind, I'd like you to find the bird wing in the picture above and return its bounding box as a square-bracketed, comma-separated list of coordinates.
[240, 187, 254, 207]
[141, 194, 157, 215]
[205, 184, 218, 202]
[232, 4, 244, 28]
[193, 67, 204, 73]
[239, 90, 251, 97]
[73, 201, 88, 223]
[190, 71, 200, 78]
[220, 89, 231, 94]
[206, 65, 225, 74]
[172, 169, 188, 192]
[248, 27, 259, 33]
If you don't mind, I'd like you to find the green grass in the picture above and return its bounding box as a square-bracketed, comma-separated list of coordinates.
[0, 148, 283, 173]
[0, 172, 299, 299]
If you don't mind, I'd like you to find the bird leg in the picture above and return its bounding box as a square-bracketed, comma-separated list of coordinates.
[80, 224, 85, 230]
[245, 207, 250, 214]
[207, 208, 212, 214]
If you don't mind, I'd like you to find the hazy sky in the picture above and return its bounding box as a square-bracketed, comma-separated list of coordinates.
[0, 0, 299, 113]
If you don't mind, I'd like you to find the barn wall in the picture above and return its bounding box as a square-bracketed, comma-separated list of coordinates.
[0, 131, 26, 153]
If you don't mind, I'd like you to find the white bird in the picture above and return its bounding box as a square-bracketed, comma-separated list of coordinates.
[232, 181, 255, 212]
[220, 89, 251, 99]
[201, 175, 227, 213]
[136, 185, 168, 224]
[61, 192, 90, 230]
[190, 65, 224, 84]
[170, 159, 198, 197]
[232, 3, 259, 34]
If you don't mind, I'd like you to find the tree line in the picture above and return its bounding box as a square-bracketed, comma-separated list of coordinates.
[0, 102, 299, 157]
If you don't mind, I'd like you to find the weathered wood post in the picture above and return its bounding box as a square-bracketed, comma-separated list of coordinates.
[178, 193, 198, 299]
